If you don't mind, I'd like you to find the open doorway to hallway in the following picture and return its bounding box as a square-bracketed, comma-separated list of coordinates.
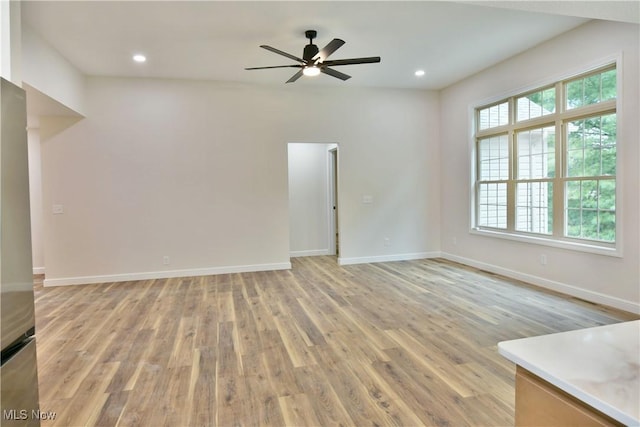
[287, 142, 339, 259]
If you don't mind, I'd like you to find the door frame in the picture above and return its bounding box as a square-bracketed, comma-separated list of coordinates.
[328, 146, 339, 256]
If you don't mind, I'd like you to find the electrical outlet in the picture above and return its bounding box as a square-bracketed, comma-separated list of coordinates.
[452, 237, 457, 245]
[384, 237, 391, 247]
[540, 254, 547, 265]
[163, 256, 170, 265]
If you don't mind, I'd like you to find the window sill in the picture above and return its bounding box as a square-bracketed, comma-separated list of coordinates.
[470, 228, 622, 258]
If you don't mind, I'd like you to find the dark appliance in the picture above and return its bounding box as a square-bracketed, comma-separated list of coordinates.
[0, 77, 40, 426]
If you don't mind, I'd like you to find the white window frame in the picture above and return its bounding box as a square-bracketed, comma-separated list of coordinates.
[470, 61, 622, 257]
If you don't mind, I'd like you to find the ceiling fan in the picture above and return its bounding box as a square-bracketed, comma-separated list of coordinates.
[245, 30, 381, 83]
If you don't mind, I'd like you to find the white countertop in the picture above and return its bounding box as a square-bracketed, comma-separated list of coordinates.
[498, 320, 639, 426]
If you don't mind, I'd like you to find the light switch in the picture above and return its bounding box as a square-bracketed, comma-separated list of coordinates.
[52, 204, 64, 214]
[362, 195, 373, 204]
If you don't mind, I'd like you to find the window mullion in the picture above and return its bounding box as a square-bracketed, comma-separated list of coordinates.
[507, 96, 516, 232]
[559, 101, 616, 122]
[553, 118, 565, 239]
[507, 180, 516, 232]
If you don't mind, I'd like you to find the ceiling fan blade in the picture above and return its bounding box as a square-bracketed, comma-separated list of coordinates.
[322, 57, 381, 67]
[260, 45, 304, 63]
[314, 38, 345, 62]
[245, 65, 302, 70]
[286, 69, 304, 83]
[321, 67, 351, 81]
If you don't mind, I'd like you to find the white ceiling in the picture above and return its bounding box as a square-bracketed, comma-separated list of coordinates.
[21, 1, 638, 90]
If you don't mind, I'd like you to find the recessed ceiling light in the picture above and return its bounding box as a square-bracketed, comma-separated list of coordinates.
[415, 70, 425, 77]
[133, 54, 147, 63]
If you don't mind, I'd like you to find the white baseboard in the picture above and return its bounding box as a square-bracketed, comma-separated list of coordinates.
[33, 267, 45, 275]
[338, 251, 440, 266]
[441, 252, 640, 315]
[290, 249, 331, 257]
[43, 262, 292, 287]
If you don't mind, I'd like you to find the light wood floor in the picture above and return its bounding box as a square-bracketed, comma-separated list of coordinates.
[33, 256, 637, 427]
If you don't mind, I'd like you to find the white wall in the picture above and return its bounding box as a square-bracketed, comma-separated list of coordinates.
[0, 0, 22, 84]
[27, 126, 44, 273]
[440, 20, 640, 313]
[19, 23, 87, 277]
[41, 77, 440, 285]
[288, 143, 335, 257]
[21, 24, 85, 115]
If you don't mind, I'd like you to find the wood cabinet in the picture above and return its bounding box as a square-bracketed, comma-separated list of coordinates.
[515, 366, 624, 427]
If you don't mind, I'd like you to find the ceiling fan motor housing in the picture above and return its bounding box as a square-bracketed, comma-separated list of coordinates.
[303, 30, 319, 61]
[303, 44, 319, 61]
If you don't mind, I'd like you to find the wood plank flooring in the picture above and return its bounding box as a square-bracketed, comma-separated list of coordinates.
[33, 257, 638, 426]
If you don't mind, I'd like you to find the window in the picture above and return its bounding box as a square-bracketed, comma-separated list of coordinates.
[474, 65, 617, 249]
[478, 101, 509, 130]
[477, 134, 508, 229]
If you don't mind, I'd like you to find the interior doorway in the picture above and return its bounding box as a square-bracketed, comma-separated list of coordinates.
[287, 143, 339, 259]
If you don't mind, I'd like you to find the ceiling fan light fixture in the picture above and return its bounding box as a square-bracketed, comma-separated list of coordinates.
[303, 66, 321, 77]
